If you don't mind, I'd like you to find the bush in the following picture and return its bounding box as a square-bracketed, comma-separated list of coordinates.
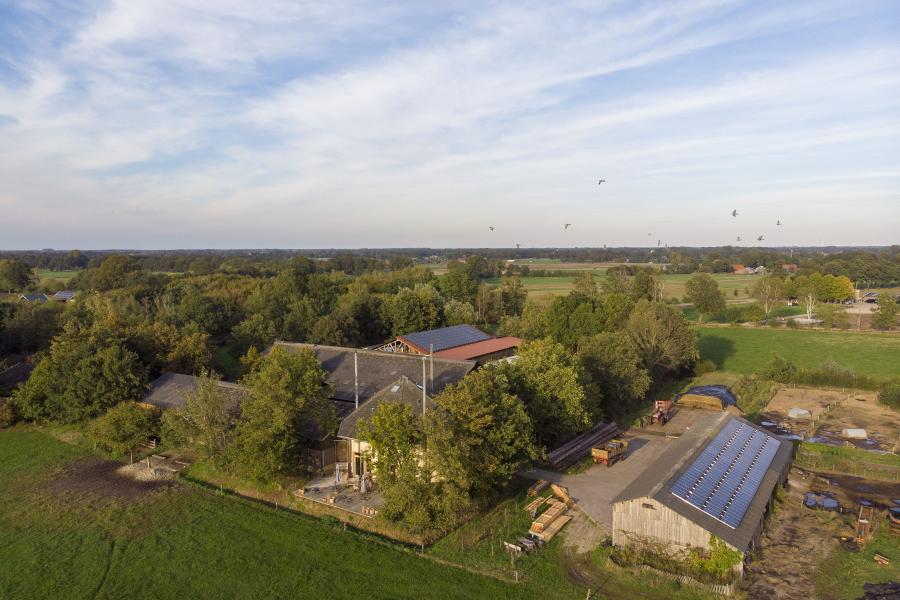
[879, 381, 900, 410]
[609, 537, 739, 585]
[693, 359, 717, 377]
[87, 402, 161, 462]
[0, 399, 14, 428]
[786, 319, 799, 329]
[759, 354, 797, 382]
[767, 318, 783, 328]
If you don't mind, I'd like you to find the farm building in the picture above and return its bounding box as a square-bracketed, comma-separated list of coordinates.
[376, 324, 521, 364]
[18, 293, 48, 303]
[51, 290, 76, 302]
[141, 372, 248, 411]
[271, 342, 475, 474]
[337, 376, 430, 479]
[612, 414, 792, 572]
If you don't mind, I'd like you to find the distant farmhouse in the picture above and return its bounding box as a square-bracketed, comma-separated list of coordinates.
[18, 293, 48, 303]
[51, 290, 76, 302]
[731, 265, 767, 275]
[612, 414, 791, 573]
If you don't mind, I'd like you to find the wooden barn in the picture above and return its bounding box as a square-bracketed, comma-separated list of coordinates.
[612, 415, 792, 572]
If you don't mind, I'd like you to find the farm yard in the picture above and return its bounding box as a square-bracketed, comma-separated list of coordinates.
[697, 327, 900, 379]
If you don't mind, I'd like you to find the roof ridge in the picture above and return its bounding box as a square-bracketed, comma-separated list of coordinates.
[272, 341, 477, 366]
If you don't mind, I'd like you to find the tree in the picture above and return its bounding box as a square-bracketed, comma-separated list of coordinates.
[578, 332, 651, 418]
[161, 371, 237, 468]
[443, 299, 477, 326]
[603, 267, 632, 296]
[751, 275, 783, 319]
[501, 339, 593, 447]
[439, 269, 477, 304]
[231, 347, 334, 481]
[88, 402, 160, 463]
[684, 273, 725, 322]
[632, 268, 663, 302]
[626, 300, 699, 377]
[12, 329, 145, 423]
[794, 276, 819, 321]
[358, 402, 423, 483]
[498, 277, 527, 316]
[0, 259, 34, 292]
[474, 283, 503, 324]
[428, 369, 535, 499]
[82, 254, 142, 290]
[573, 272, 599, 302]
[872, 293, 898, 331]
[384, 285, 444, 335]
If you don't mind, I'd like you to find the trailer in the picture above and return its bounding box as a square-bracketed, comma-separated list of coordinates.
[591, 439, 629, 467]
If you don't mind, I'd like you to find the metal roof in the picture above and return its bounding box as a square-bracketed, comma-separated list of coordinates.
[143, 373, 248, 411]
[337, 376, 430, 439]
[272, 342, 475, 404]
[398, 324, 491, 353]
[433, 336, 522, 360]
[614, 414, 792, 552]
[19, 293, 48, 303]
[52, 290, 76, 300]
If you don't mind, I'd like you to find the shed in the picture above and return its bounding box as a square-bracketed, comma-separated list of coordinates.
[142, 373, 248, 412]
[612, 414, 792, 568]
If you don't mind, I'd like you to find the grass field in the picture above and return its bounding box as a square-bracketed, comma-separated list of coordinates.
[815, 525, 900, 599]
[0, 428, 561, 600]
[35, 269, 79, 284]
[697, 327, 900, 379]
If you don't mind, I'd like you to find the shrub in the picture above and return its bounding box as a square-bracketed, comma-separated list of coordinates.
[786, 319, 799, 329]
[693, 359, 717, 377]
[767, 318, 783, 328]
[0, 399, 14, 428]
[878, 381, 900, 410]
[759, 354, 797, 382]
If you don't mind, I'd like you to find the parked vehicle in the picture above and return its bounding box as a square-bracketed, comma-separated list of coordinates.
[592, 439, 629, 467]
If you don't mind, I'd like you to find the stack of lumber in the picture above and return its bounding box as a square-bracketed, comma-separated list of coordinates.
[529, 499, 572, 542]
[546, 422, 619, 469]
[524, 496, 548, 517]
[527, 479, 549, 496]
[874, 553, 890, 566]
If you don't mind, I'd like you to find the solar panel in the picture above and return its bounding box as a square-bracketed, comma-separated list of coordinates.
[671, 419, 781, 529]
[400, 325, 491, 352]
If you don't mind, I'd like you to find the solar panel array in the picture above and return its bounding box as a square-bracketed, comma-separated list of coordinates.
[400, 325, 491, 352]
[671, 419, 780, 529]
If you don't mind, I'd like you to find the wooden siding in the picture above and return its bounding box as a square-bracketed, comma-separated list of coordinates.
[613, 497, 722, 554]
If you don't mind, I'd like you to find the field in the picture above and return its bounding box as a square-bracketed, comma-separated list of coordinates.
[0, 428, 558, 600]
[697, 327, 900, 379]
[34, 269, 79, 284]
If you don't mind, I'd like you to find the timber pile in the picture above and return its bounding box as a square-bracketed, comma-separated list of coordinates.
[527, 479, 549, 496]
[529, 499, 571, 542]
[524, 496, 548, 517]
[546, 422, 619, 469]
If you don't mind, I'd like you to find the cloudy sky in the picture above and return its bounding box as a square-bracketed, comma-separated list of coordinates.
[1, 0, 898, 249]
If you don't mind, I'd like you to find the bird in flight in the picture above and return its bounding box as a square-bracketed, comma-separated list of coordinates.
[732, 209, 738, 217]
[757, 235, 764, 241]
[736, 235, 742, 242]
[776, 220, 782, 226]
[564, 223, 572, 229]
[489, 226, 494, 231]
[598, 179, 606, 185]
[657, 240, 661, 247]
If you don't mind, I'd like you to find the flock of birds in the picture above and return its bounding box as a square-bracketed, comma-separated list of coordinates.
[487, 179, 783, 247]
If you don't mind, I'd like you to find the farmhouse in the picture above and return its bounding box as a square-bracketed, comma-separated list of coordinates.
[141, 372, 248, 411]
[377, 324, 522, 364]
[612, 414, 792, 571]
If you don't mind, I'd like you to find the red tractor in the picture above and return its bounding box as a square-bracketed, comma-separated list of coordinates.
[651, 400, 671, 425]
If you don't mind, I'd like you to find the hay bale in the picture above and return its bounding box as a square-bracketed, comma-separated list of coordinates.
[677, 394, 723, 411]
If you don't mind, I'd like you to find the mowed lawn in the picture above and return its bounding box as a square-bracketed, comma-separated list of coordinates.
[0, 429, 559, 600]
[697, 327, 900, 379]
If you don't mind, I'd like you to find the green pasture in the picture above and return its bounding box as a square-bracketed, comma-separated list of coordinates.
[35, 269, 79, 283]
[697, 327, 900, 379]
[0, 428, 539, 600]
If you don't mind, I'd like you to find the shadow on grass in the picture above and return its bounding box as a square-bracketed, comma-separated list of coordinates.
[697, 335, 735, 369]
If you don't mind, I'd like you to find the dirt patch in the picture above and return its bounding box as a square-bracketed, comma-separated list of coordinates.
[747, 475, 840, 599]
[46, 459, 177, 503]
[812, 396, 900, 453]
[765, 387, 846, 421]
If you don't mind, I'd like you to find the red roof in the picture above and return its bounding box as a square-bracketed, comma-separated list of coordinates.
[432, 337, 522, 360]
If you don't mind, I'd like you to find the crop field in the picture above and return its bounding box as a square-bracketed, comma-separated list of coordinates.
[697, 327, 900, 379]
[35, 269, 79, 283]
[0, 428, 560, 600]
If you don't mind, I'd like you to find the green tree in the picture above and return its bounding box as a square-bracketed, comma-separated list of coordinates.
[502, 339, 593, 447]
[88, 402, 160, 463]
[385, 285, 444, 335]
[82, 254, 142, 290]
[626, 300, 699, 378]
[161, 371, 237, 468]
[573, 272, 599, 302]
[358, 402, 423, 482]
[439, 269, 477, 304]
[231, 347, 335, 481]
[578, 332, 651, 418]
[751, 275, 783, 319]
[498, 277, 527, 316]
[0, 259, 34, 292]
[428, 369, 535, 499]
[872, 293, 898, 330]
[684, 273, 725, 322]
[603, 267, 632, 296]
[632, 268, 663, 302]
[443, 299, 477, 326]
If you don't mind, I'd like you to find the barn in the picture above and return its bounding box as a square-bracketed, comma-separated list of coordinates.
[612, 414, 792, 572]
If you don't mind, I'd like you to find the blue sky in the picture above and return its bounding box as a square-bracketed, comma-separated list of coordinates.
[0, 0, 898, 249]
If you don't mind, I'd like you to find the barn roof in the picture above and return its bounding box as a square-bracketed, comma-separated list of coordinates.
[143, 373, 248, 411]
[337, 376, 431, 440]
[614, 414, 792, 552]
[19, 293, 48, 303]
[398, 324, 491, 353]
[433, 336, 522, 360]
[271, 342, 475, 405]
[52, 290, 76, 301]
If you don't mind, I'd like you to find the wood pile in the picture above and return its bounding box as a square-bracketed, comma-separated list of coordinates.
[528, 498, 572, 542]
[550, 484, 570, 504]
[546, 422, 619, 469]
[527, 479, 549, 496]
[874, 553, 890, 566]
[524, 496, 548, 517]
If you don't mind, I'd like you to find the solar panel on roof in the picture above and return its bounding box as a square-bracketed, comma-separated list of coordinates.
[400, 325, 491, 352]
[670, 420, 781, 529]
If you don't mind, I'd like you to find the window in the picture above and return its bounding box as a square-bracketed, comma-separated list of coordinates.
[642, 503, 655, 510]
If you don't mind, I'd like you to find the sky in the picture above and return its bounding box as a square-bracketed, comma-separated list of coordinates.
[0, 0, 899, 250]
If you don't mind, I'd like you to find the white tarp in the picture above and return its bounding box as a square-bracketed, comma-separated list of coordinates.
[842, 428, 867, 439]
